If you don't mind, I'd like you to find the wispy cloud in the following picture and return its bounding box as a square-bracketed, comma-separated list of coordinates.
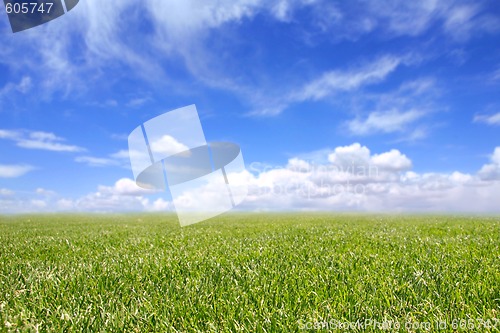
[0, 164, 35, 178]
[74, 156, 121, 167]
[251, 54, 410, 116]
[443, 4, 500, 41]
[474, 112, 500, 126]
[0, 76, 32, 97]
[293, 55, 403, 102]
[0, 77, 33, 108]
[0, 188, 14, 196]
[126, 96, 152, 108]
[2, 0, 497, 103]
[75, 134, 190, 169]
[347, 109, 425, 135]
[0, 129, 21, 140]
[75, 148, 133, 168]
[493, 69, 500, 81]
[343, 0, 498, 40]
[0, 129, 85, 152]
[1, 0, 496, 117]
[341, 77, 439, 138]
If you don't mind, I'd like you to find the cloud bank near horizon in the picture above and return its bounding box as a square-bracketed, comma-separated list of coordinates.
[1, 143, 499, 214]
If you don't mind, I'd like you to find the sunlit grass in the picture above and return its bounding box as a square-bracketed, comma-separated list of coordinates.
[0, 213, 499, 332]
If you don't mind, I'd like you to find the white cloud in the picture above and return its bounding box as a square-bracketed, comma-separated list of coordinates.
[29, 132, 59, 141]
[347, 109, 425, 135]
[372, 0, 439, 36]
[250, 54, 412, 116]
[16, 140, 82, 152]
[16, 131, 85, 152]
[272, 1, 292, 21]
[147, 0, 259, 34]
[0, 178, 168, 213]
[71, 178, 170, 213]
[30, 199, 47, 209]
[269, 0, 321, 22]
[2, 146, 499, 213]
[35, 188, 57, 196]
[326, 0, 499, 41]
[0, 164, 35, 178]
[240, 144, 500, 212]
[75, 156, 121, 167]
[0, 129, 85, 152]
[327, 143, 371, 167]
[493, 148, 500, 165]
[326, 143, 411, 174]
[0, 76, 32, 100]
[287, 158, 312, 171]
[69, 194, 148, 213]
[443, 4, 500, 41]
[398, 77, 437, 95]
[0, 188, 14, 196]
[75, 145, 142, 169]
[126, 97, 151, 108]
[444, 5, 478, 31]
[293, 55, 403, 102]
[0, 130, 20, 140]
[474, 112, 500, 126]
[339, 78, 438, 138]
[55, 199, 75, 210]
[478, 147, 500, 181]
[371, 149, 412, 171]
[110, 150, 132, 160]
[149, 135, 189, 157]
[0, 187, 59, 212]
[493, 69, 500, 81]
[98, 178, 161, 196]
[146, 198, 172, 212]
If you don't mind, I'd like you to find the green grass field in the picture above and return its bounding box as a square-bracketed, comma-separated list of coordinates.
[0, 214, 499, 332]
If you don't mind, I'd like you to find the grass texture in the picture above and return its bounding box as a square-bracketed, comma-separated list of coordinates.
[0, 214, 499, 332]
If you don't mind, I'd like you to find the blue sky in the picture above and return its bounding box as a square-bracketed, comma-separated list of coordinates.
[0, 0, 499, 213]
